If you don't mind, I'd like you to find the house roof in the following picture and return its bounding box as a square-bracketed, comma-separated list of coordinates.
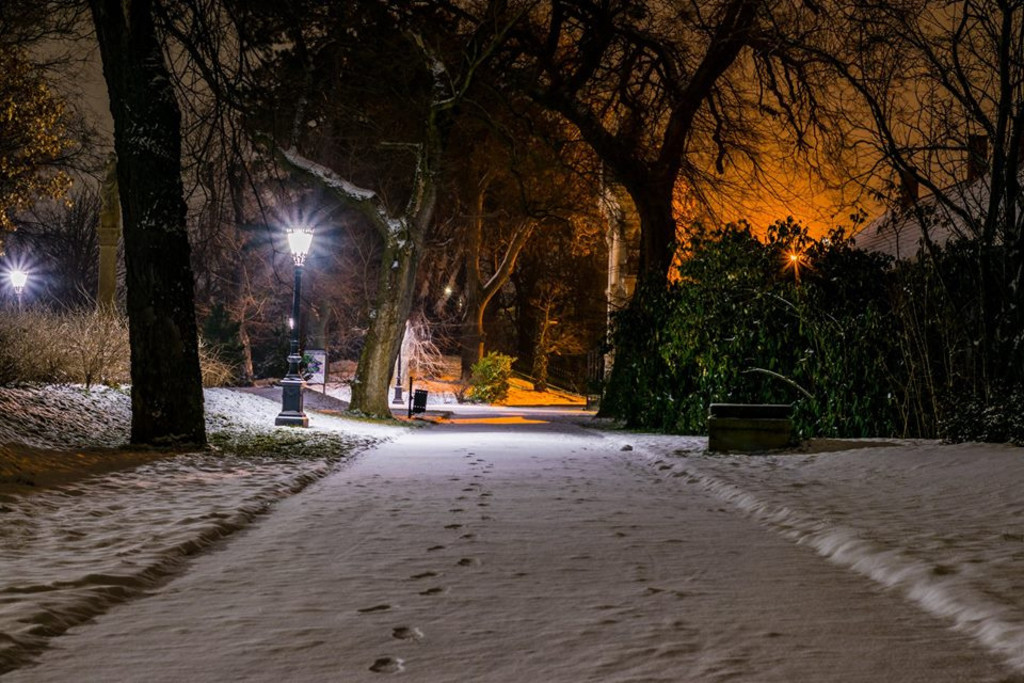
[853, 168, 1018, 259]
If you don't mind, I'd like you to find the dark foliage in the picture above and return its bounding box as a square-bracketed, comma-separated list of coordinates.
[604, 217, 1024, 443]
[603, 219, 903, 438]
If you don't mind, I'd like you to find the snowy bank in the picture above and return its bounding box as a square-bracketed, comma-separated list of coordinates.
[620, 433, 1024, 674]
[0, 384, 403, 673]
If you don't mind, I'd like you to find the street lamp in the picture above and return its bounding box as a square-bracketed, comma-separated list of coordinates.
[9, 270, 27, 311]
[275, 225, 314, 427]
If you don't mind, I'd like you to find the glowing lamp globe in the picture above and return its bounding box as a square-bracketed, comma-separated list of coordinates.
[9, 269, 27, 294]
[286, 226, 315, 266]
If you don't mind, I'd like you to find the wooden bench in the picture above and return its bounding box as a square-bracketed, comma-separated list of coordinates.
[707, 403, 794, 452]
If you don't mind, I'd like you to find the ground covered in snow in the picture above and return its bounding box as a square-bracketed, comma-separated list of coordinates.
[0, 384, 400, 672]
[629, 434, 1024, 676]
[2, 386, 1024, 681]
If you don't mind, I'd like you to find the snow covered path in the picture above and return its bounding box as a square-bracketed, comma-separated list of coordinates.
[6, 412, 1020, 682]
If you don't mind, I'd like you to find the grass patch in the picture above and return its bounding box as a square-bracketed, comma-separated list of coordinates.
[207, 429, 376, 460]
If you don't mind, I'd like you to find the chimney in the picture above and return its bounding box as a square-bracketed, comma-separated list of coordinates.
[967, 134, 988, 183]
[899, 167, 919, 207]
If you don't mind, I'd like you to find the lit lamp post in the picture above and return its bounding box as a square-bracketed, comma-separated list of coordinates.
[9, 270, 27, 311]
[275, 226, 314, 427]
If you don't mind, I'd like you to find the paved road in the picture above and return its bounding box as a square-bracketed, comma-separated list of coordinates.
[9, 410, 1014, 682]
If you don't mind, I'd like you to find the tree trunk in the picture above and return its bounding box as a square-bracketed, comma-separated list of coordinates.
[460, 286, 484, 381]
[238, 321, 255, 385]
[89, 0, 206, 446]
[532, 312, 552, 393]
[620, 173, 678, 282]
[459, 184, 485, 380]
[350, 237, 420, 417]
[459, 183, 535, 380]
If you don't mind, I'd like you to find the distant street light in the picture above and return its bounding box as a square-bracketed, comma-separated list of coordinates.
[9, 270, 27, 311]
[275, 225, 314, 427]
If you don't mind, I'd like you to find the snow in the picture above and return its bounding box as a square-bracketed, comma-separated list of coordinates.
[626, 434, 1024, 674]
[0, 385, 401, 673]
[1, 389, 1023, 681]
[280, 147, 377, 202]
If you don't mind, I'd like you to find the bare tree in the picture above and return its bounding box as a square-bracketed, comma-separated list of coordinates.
[479, 0, 771, 282]
[246, 2, 518, 417]
[13, 188, 101, 308]
[799, 0, 1024, 390]
[88, 0, 206, 445]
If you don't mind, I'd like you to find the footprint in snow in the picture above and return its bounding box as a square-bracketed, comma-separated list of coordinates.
[409, 571, 438, 580]
[369, 657, 404, 674]
[419, 586, 446, 596]
[392, 627, 424, 641]
[358, 604, 392, 614]
[457, 557, 480, 567]
[427, 545, 446, 552]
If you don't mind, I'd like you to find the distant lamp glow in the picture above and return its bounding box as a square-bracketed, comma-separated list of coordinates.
[9, 269, 27, 294]
[276, 224, 315, 427]
[785, 250, 809, 284]
[8, 269, 27, 310]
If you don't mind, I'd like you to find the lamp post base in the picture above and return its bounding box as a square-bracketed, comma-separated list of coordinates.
[392, 385, 404, 403]
[275, 376, 309, 427]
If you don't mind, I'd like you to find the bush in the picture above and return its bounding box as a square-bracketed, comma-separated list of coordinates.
[938, 384, 1024, 444]
[469, 352, 515, 404]
[0, 308, 130, 386]
[0, 308, 234, 388]
[603, 219, 904, 438]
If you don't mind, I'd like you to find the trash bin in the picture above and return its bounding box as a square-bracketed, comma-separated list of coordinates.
[411, 389, 428, 415]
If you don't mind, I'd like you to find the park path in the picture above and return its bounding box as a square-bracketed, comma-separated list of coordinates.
[7, 411, 1015, 682]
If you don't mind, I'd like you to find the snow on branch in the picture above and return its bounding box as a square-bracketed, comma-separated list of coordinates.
[281, 146, 377, 202]
[272, 143, 404, 240]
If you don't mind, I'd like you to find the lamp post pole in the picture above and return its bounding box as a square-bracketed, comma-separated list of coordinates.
[276, 227, 313, 427]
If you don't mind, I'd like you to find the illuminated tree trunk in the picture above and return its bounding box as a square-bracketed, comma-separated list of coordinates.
[459, 180, 535, 379]
[89, 0, 206, 445]
[276, 120, 440, 419]
[351, 235, 422, 416]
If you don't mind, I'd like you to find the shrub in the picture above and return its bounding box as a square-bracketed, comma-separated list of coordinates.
[0, 308, 130, 386]
[469, 352, 515, 404]
[198, 339, 236, 387]
[0, 308, 234, 387]
[62, 307, 131, 387]
[603, 219, 904, 438]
